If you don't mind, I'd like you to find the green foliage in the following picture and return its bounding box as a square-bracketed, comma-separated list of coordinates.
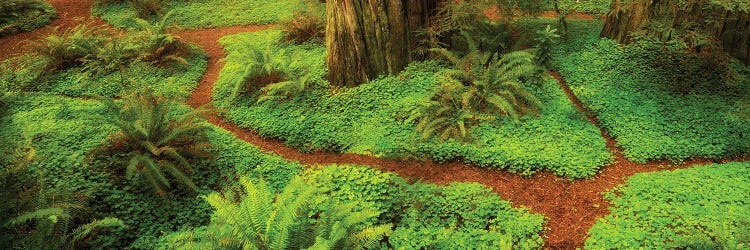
[0, 0, 56, 37]
[214, 30, 610, 178]
[129, 11, 190, 66]
[93, 0, 312, 29]
[0, 93, 307, 248]
[257, 71, 313, 104]
[553, 0, 611, 14]
[1, 21, 206, 99]
[3, 182, 125, 250]
[551, 19, 750, 162]
[281, 0, 325, 44]
[586, 162, 750, 249]
[170, 176, 391, 249]
[389, 182, 545, 249]
[98, 90, 211, 196]
[465, 21, 515, 62]
[129, 0, 163, 18]
[32, 24, 111, 72]
[95, 0, 163, 18]
[30, 13, 193, 74]
[533, 25, 560, 68]
[228, 45, 291, 103]
[301, 165, 406, 223]
[159, 165, 545, 249]
[411, 45, 542, 142]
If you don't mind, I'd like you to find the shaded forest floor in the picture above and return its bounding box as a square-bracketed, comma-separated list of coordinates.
[1, 1, 746, 248]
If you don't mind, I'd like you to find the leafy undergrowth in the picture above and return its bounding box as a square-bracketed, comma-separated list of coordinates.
[540, 0, 610, 15]
[549, 20, 750, 163]
[92, 0, 317, 29]
[0, 0, 57, 37]
[155, 165, 545, 249]
[586, 162, 750, 249]
[0, 93, 306, 248]
[212, 30, 611, 178]
[0, 93, 544, 249]
[0, 46, 207, 100]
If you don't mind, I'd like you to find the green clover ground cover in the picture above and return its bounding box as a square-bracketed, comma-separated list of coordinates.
[0, 0, 57, 37]
[92, 0, 315, 29]
[211, 30, 611, 178]
[549, 20, 750, 163]
[542, 0, 611, 15]
[0, 93, 307, 248]
[156, 164, 546, 249]
[586, 162, 750, 249]
[0, 93, 545, 249]
[0, 49, 207, 100]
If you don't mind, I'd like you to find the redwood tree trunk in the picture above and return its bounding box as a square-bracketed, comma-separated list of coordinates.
[601, 0, 750, 64]
[325, 0, 439, 87]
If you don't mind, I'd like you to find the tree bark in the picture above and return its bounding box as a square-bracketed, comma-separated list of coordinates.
[325, 0, 440, 87]
[601, 0, 750, 64]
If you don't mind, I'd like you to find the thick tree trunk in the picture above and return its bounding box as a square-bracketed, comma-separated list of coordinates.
[601, 0, 750, 64]
[325, 0, 439, 87]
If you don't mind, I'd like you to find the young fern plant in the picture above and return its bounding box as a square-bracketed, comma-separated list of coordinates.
[412, 40, 541, 142]
[130, 10, 190, 66]
[4, 185, 125, 250]
[228, 46, 290, 103]
[257, 71, 311, 104]
[99, 89, 211, 196]
[179, 177, 391, 249]
[31, 24, 110, 72]
[533, 25, 560, 69]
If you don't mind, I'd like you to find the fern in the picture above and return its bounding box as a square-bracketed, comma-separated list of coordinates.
[98, 89, 211, 196]
[66, 217, 125, 246]
[181, 176, 390, 250]
[31, 24, 110, 71]
[412, 40, 541, 142]
[257, 71, 311, 104]
[533, 25, 560, 68]
[3, 184, 124, 250]
[129, 10, 191, 66]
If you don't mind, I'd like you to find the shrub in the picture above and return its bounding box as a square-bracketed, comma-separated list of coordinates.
[96, 90, 212, 196]
[128, 11, 191, 66]
[533, 25, 560, 68]
[411, 46, 542, 141]
[257, 71, 313, 104]
[282, 0, 325, 44]
[3, 178, 125, 250]
[213, 30, 611, 178]
[228, 46, 291, 103]
[169, 177, 391, 249]
[32, 24, 111, 72]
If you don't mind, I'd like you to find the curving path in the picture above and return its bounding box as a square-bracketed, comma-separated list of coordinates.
[2, 2, 746, 249]
[179, 26, 745, 249]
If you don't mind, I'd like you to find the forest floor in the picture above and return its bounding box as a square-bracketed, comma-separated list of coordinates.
[1, 1, 746, 249]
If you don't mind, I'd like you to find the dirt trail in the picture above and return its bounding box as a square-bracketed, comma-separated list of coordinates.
[1, 3, 747, 249]
[179, 26, 743, 248]
[0, 0, 109, 61]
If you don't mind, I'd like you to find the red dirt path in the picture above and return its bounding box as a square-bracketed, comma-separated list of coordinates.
[183, 35, 734, 247]
[2, 2, 747, 249]
[0, 0, 108, 61]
